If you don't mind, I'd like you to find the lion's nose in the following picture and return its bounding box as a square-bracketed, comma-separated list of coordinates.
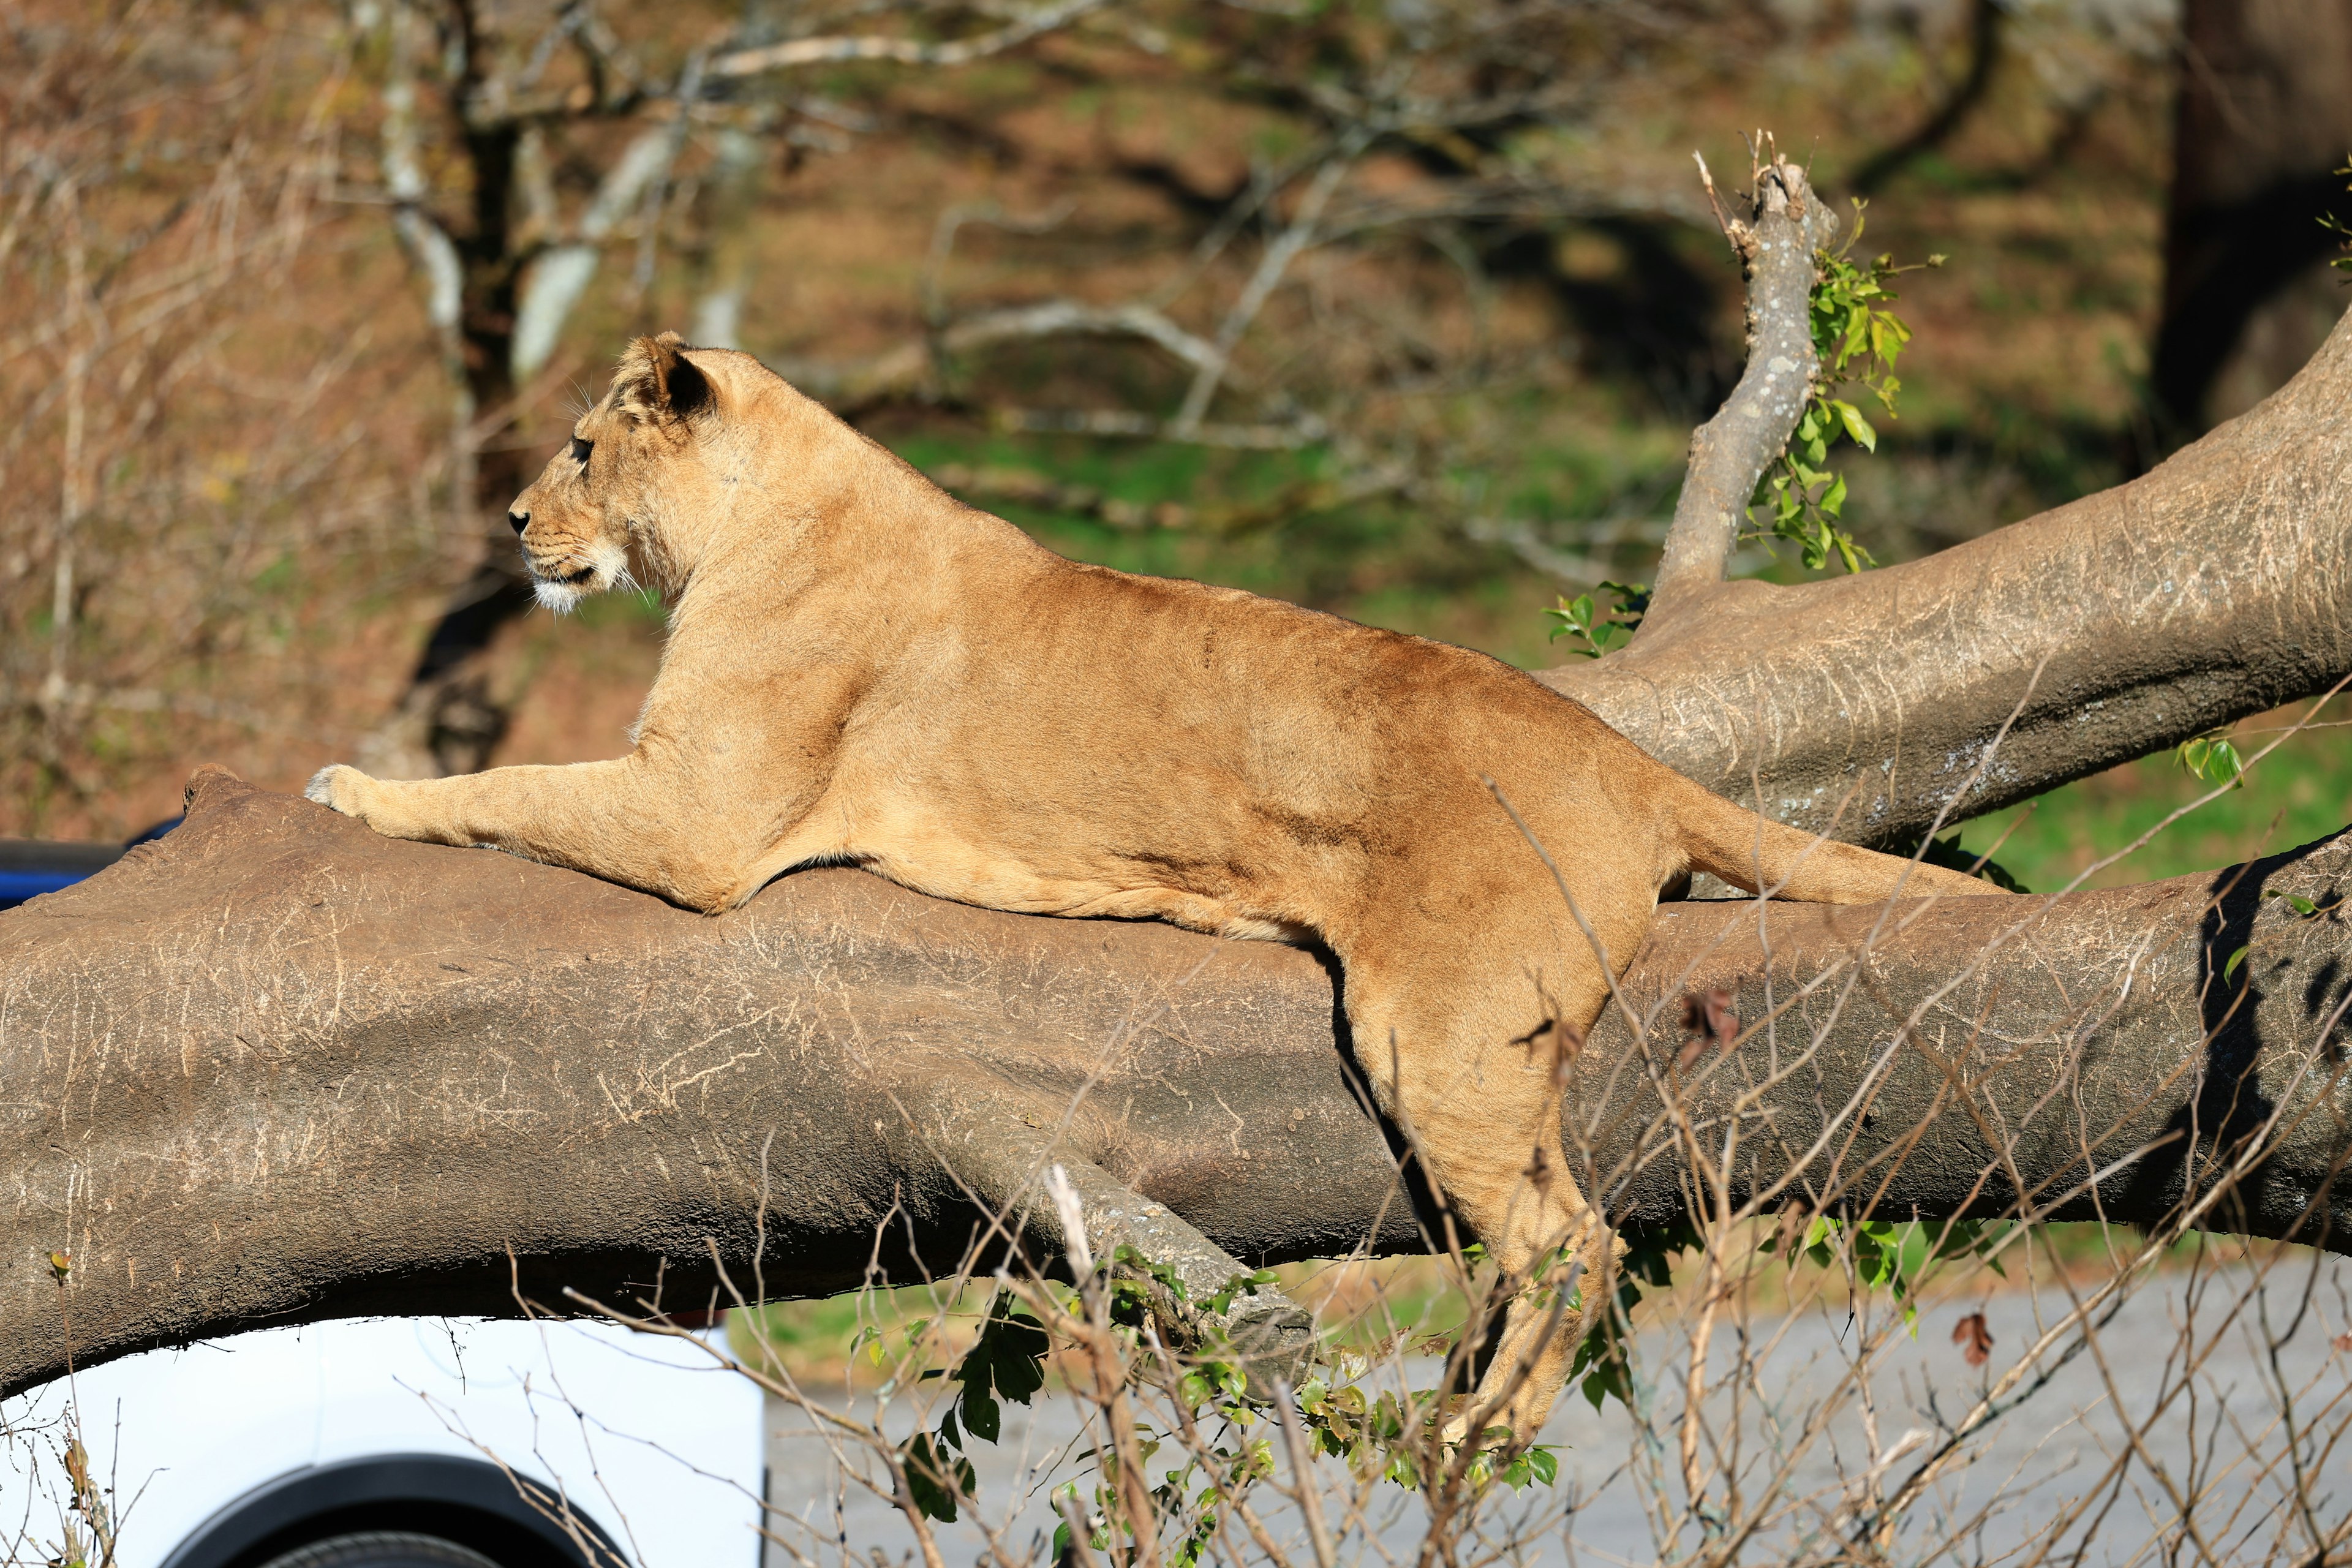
[508, 510, 529, 536]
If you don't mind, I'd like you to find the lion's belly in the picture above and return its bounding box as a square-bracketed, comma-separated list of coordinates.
[870, 834, 1296, 940]
[764, 791, 1313, 943]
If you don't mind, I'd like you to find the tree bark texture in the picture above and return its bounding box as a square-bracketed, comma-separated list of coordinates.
[5, 753, 2351, 1400]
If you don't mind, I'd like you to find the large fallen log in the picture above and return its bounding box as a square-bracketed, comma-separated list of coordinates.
[3, 766, 2346, 1397]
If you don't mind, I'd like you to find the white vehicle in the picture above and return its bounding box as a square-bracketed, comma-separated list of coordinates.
[0, 1314, 765, 1568]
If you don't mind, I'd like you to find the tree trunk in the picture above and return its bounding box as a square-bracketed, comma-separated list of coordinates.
[2153, 0, 2352, 435]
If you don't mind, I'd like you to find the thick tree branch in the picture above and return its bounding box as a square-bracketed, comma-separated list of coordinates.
[1580, 835, 2352, 1247]
[5, 770, 2351, 1397]
[1645, 154, 1839, 614]
[1549, 302, 2352, 849]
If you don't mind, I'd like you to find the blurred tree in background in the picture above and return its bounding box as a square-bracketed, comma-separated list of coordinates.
[2155, 0, 2352, 438]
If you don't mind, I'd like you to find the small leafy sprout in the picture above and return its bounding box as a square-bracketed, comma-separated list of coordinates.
[2221, 888, 2334, 984]
[47, 1251, 70, 1283]
[1204, 1267, 1280, 1317]
[905, 1235, 1590, 1559]
[1750, 203, 1941, 574]
[1545, 579, 1649, 658]
[1104, 1242, 1193, 1330]
[1460, 1429, 1560, 1494]
[2176, 729, 2244, 786]
[2263, 888, 2332, 918]
[1760, 1215, 2007, 1333]
[900, 1431, 975, 1524]
[899, 1292, 1050, 1522]
[1567, 1215, 1702, 1411]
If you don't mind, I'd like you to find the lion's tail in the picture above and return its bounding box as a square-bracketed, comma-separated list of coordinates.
[1665, 772, 1994, 904]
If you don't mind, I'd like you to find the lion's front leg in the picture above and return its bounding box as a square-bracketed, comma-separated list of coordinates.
[306, 757, 764, 911]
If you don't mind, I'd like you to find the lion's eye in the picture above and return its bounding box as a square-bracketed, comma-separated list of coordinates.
[569, 437, 592, 467]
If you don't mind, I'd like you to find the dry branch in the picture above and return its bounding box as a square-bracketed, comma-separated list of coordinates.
[1645, 152, 1840, 611]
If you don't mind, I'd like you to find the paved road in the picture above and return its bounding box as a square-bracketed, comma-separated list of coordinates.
[758, 1260, 2352, 1566]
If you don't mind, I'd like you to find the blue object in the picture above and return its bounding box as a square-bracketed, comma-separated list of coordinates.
[0, 817, 177, 911]
[0, 870, 86, 905]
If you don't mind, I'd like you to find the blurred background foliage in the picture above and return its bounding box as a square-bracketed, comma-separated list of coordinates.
[1, 0, 2346, 895]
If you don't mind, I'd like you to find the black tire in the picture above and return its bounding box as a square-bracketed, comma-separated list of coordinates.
[251, 1531, 508, 1568]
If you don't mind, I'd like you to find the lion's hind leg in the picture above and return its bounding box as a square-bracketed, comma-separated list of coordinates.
[1341, 948, 1620, 1446]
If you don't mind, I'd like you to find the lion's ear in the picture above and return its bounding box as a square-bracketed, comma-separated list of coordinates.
[612, 331, 714, 426]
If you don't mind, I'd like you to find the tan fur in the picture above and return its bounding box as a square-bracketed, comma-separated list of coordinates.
[309, 333, 1996, 1438]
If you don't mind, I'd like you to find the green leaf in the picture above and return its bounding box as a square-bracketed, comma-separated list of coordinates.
[2176, 731, 2244, 784]
[1597, 579, 1652, 619]
[2225, 945, 2250, 983]
[1832, 399, 1877, 452]
[901, 1432, 974, 1523]
[1819, 472, 1847, 519]
[982, 1300, 1050, 1404]
[959, 1384, 1000, 1444]
[2265, 889, 2321, 918]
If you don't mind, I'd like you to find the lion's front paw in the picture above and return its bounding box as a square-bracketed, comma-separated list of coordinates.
[304, 763, 374, 818]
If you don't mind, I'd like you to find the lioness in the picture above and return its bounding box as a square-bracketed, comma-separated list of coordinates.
[310, 333, 1990, 1438]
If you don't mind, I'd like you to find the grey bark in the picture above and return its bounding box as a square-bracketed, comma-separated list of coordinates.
[1580, 836, 2352, 1250]
[1645, 157, 1839, 610]
[3, 764, 2350, 1398]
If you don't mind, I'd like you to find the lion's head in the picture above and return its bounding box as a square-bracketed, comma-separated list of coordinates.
[508, 331, 738, 612]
